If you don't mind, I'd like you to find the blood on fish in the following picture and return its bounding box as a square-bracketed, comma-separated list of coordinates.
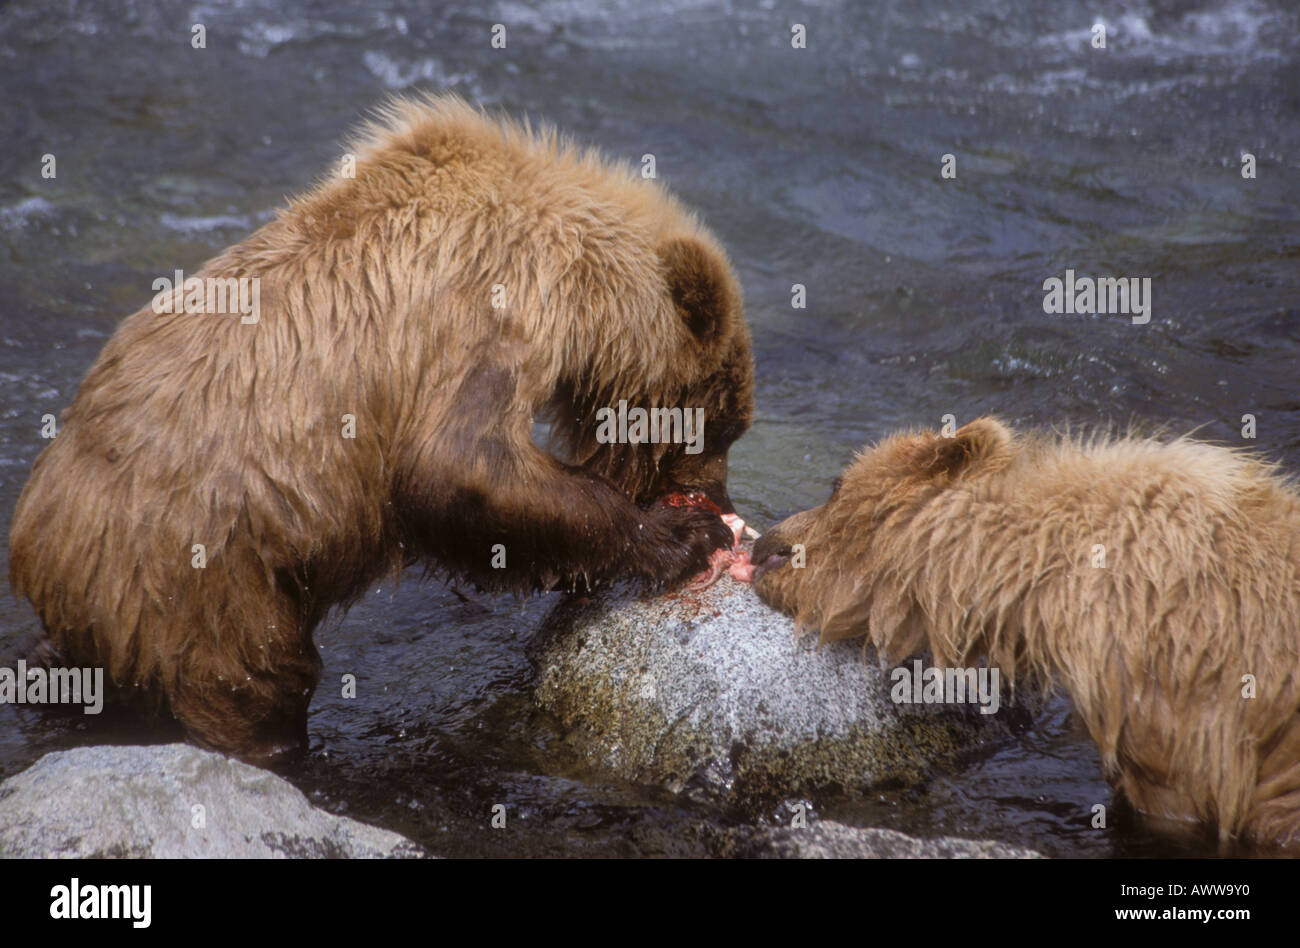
[728, 549, 756, 583]
[655, 490, 722, 515]
[655, 491, 759, 589]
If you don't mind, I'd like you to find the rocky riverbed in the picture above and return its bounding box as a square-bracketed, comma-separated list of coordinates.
[1, 578, 1043, 859]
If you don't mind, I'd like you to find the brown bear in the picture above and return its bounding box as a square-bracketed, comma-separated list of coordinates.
[750, 417, 1300, 848]
[9, 95, 754, 765]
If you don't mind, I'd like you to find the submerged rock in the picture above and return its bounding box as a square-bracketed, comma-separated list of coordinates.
[532, 577, 1014, 806]
[708, 821, 1044, 859]
[0, 744, 424, 858]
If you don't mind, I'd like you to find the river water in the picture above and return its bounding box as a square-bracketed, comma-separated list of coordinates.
[0, 0, 1296, 857]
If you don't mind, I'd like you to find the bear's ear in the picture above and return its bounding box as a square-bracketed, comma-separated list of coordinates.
[660, 236, 736, 345]
[907, 417, 1012, 479]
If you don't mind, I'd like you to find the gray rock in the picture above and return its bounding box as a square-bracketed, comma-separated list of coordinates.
[0, 744, 424, 858]
[532, 576, 1014, 806]
[709, 820, 1044, 859]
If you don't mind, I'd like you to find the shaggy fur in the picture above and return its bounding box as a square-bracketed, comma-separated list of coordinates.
[9, 95, 754, 764]
[752, 417, 1300, 847]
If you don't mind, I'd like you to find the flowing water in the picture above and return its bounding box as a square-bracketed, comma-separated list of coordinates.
[0, 0, 1297, 857]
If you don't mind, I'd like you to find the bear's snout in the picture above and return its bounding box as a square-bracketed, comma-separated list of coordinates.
[750, 530, 793, 581]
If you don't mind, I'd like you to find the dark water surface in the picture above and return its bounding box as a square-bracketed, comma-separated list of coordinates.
[0, 0, 1297, 857]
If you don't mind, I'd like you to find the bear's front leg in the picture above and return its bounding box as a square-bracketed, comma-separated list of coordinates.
[393, 344, 735, 592]
[166, 609, 321, 767]
[396, 442, 733, 594]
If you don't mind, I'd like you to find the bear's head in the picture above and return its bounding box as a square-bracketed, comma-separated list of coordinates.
[751, 417, 1014, 646]
[558, 232, 754, 516]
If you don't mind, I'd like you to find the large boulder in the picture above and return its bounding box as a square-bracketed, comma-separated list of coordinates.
[532, 576, 1015, 806]
[0, 744, 424, 858]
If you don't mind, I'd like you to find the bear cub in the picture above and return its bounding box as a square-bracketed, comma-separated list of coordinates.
[752, 417, 1300, 847]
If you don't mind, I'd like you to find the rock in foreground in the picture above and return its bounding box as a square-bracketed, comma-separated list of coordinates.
[532, 577, 1013, 806]
[0, 744, 424, 858]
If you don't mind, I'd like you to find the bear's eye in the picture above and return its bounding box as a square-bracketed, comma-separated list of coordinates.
[828, 476, 843, 500]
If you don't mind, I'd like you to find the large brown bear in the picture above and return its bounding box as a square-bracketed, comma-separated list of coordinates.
[10, 96, 753, 765]
[751, 417, 1300, 848]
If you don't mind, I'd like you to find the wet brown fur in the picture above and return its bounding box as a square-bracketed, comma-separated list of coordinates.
[9, 95, 754, 764]
[753, 417, 1300, 847]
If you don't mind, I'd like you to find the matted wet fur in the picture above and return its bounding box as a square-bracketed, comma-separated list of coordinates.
[752, 417, 1300, 847]
[9, 95, 754, 764]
